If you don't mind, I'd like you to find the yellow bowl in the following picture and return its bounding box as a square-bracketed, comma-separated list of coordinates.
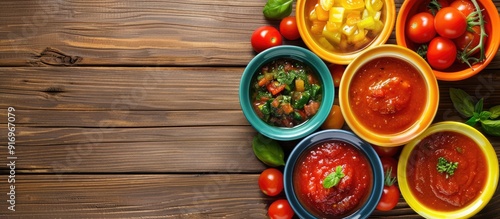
[339, 45, 439, 146]
[398, 121, 499, 219]
[296, 0, 395, 64]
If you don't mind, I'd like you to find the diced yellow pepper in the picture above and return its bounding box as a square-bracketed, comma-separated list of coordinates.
[329, 7, 345, 23]
[366, 0, 383, 14]
[315, 4, 330, 21]
[295, 79, 305, 92]
[357, 16, 376, 30]
[341, 0, 365, 10]
[311, 20, 327, 35]
[374, 11, 381, 20]
[317, 37, 335, 51]
[320, 0, 335, 11]
[372, 19, 384, 34]
[342, 23, 356, 36]
[352, 27, 366, 44]
[323, 28, 342, 45]
[326, 21, 342, 32]
[309, 9, 318, 21]
[345, 10, 361, 26]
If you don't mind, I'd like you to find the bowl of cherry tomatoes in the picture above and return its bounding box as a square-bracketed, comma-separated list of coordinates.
[295, 0, 396, 64]
[396, 0, 500, 81]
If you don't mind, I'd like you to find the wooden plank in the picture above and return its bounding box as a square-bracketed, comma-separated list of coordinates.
[0, 174, 497, 218]
[1, 0, 499, 67]
[0, 67, 243, 110]
[0, 126, 266, 173]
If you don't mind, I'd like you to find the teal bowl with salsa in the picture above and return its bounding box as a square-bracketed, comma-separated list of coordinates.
[284, 129, 384, 218]
[239, 45, 334, 141]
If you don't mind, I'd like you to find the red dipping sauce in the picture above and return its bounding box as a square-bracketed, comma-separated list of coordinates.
[294, 141, 372, 218]
[407, 131, 487, 211]
[349, 57, 427, 134]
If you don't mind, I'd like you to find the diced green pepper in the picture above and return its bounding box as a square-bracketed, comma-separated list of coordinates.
[292, 91, 310, 109]
[258, 102, 271, 115]
[310, 84, 321, 100]
[293, 111, 303, 121]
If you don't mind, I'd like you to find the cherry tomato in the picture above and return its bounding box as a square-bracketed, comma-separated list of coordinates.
[321, 105, 345, 129]
[258, 168, 284, 196]
[372, 144, 401, 157]
[251, 26, 283, 53]
[268, 199, 294, 219]
[427, 36, 457, 70]
[328, 64, 345, 87]
[450, 0, 476, 17]
[376, 183, 400, 211]
[434, 7, 467, 39]
[380, 156, 398, 178]
[455, 25, 481, 54]
[280, 16, 300, 40]
[406, 12, 436, 43]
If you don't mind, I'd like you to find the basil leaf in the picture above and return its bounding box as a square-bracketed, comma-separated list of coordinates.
[475, 98, 484, 114]
[323, 166, 344, 189]
[479, 111, 492, 121]
[263, 0, 293, 20]
[449, 88, 475, 118]
[489, 105, 500, 119]
[465, 115, 479, 126]
[252, 133, 285, 167]
[481, 120, 500, 136]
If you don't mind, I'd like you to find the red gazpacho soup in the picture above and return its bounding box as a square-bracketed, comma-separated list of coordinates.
[349, 57, 427, 134]
[294, 141, 372, 217]
[407, 131, 487, 211]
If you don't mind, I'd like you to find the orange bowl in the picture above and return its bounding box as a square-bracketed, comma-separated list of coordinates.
[296, 0, 396, 64]
[396, 0, 500, 81]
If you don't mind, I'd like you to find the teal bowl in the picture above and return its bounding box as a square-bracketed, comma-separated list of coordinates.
[239, 45, 334, 141]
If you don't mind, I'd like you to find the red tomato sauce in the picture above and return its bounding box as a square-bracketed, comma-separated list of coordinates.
[294, 141, 372, 217]
[349, 57, 427, 134]
[407, 131, 487, 211]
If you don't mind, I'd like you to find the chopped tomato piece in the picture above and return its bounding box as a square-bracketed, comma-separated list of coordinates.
[304, 101, 320, 116]
[281, 103, 294, 114]
[267, 82, 286, 95]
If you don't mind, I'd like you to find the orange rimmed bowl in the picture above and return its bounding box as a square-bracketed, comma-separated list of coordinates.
[396, 0, 500, 81]
[296, 0, 396, 65]
[339, 45, 439, 147]
[398, 121, 499, 218]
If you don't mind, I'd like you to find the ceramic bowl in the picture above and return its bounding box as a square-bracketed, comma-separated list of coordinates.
[283, 129, 384, 218]
[296, 0, 396, 64]
[239, 45, 334, 141]
[339, 44, 439, 147]
[398, 121, 499, 218]
[395, 0, 500, 81]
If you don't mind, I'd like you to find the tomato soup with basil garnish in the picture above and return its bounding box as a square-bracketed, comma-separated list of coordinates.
[407, 131, 487, 211]
[349, 57, 426, 134]
[251, 58, 322, 127]
[294, 140, 372, 217]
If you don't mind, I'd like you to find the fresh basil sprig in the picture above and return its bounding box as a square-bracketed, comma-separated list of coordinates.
[449, 88, 500, 136]
[263, 0, 293, 20]
[252, 133, 285, 167]
[323, 166, 345, 189]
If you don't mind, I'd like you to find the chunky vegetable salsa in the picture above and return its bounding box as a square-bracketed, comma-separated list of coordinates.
[251, 59, 322, 127]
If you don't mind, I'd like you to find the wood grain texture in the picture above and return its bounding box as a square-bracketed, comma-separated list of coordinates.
[0, 0, 499, 67]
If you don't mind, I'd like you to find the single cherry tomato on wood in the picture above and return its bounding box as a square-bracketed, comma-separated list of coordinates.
[434, 7, 467, 39]
[328, 64, 345, 87]
[268, 199, 294, 219]
[376, 179, 400, 211]
[280, 16, 300, 40]
[450, 0, 476, 17]
[258, 168, 284, 196]
[427, 36, 457, 70]
[372, 144, 401, 158]
[321, 105, 345, 129]
[251, 26, 283, 53]
[406, 12, 436, 43]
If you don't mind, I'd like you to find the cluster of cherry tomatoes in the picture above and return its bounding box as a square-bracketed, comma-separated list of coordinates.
[251, 17, 300, 53]
[405, 0, 483, 70]
[258, 168, 294, 219]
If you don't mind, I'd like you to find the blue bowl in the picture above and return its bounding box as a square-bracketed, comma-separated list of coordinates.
[239, 45, 334, 141]
[284, 130, 384, 218]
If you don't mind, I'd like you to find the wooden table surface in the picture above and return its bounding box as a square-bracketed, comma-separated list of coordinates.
[0, 0, 499, 218]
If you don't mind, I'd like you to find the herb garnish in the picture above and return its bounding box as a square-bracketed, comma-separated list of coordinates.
[323, 166, 345, 189]
[449, 88, 500, 136]
[437, 157, 458, 179]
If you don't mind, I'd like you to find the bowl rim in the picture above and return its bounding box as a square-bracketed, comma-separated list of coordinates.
[239, 45, 334, 141]
[339, 44, 439, 147]
[283, 129, 384, 219]
[397, 121, 499, 219]
[395, 0, 500, 81]
[296, 0, 396, 65]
